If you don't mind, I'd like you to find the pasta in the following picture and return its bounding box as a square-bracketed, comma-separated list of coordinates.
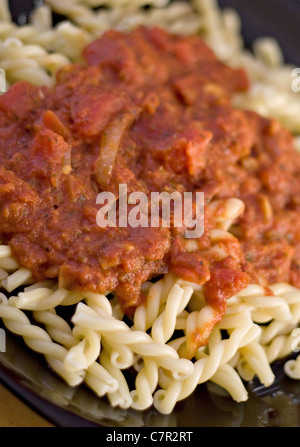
[0, 0, 300, 419]
[0, 293, 85, 387]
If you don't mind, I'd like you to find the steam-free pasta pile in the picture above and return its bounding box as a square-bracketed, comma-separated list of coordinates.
[0, 0, 300, 416]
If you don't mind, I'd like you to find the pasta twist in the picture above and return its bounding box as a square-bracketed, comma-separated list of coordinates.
[0, 6, 90, 68]
[262, 332, 298, 365]
[99, 349, 133, 409]
[224, 282, 300, 382]
[32, 306, 121, 397]
[284, 355, 300, 380]
[0, 293, 84, 386]
[64, 326, 101, 371]
[44, 0, 199, 36]
[234, 283, 300, 360]
[193, 0, 243, 61]
[10, 283, 83, 310]
[0, 245, 19, 272]
[208, 197, 245, 231]
[130, 358, 158, 410]
[133, 276, 171, 332]
[208, 363, 248, 402]
[0, 37, 70, 87]
[1, 268, 33, 292]
[150, 283, 193, 344]
[236, 341, 276, 385]
[26, 289, 191, 409]
[72, 302, 194, 380]
[101, 337, 134, 370]
[84, 359, 120, 398]
[33, 308, 78, 349]
[234, 283, 293, 324]
[152, 319, 263, 414]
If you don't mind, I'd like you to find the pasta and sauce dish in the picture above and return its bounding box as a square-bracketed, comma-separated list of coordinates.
[0, 0, 300, 418]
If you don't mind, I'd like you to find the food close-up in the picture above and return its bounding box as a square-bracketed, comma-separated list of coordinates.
[0, 0, 300, 428]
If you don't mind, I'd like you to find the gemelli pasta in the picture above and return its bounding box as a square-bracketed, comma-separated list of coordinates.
[0, 0, 300, 417]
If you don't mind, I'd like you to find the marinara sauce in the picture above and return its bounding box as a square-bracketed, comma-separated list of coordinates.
[1, 27, 300, 346]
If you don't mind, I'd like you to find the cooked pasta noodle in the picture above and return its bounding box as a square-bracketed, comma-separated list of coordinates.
[101, 337, 134, 370]
[150, 283, 193, 344]
[0, 293, 85, 386]
[130, 358, 159, 410]
[33, 308, 78, 349]
[284, 356, 300, 380]
[1, 267, 32, 292]
[72, 301, 194, 380]
[84, 359, 119, 397]
[152, 318, 263, 414]
[33, 305, 121, 396]
[208, 198, 245, 231]
[209, 363, 248, 403]
[64, 326, 101, 371]
[100, 349, 133, 409]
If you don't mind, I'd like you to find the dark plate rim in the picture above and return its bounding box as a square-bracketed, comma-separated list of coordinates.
[1, 0, 300, 428]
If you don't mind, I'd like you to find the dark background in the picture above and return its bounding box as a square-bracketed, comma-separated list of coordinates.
[218, 0, 300, 66]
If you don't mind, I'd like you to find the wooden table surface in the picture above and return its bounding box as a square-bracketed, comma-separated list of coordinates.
[0, 382, 54, 427]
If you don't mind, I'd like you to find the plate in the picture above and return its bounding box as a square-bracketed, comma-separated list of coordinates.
[1, 0, 300, 427]
[1, 325, 300, 427]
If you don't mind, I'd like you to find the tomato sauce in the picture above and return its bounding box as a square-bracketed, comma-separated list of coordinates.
[0, 27, 300, 329]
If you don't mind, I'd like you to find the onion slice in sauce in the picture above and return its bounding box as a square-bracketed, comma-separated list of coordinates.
[95, 111, 138, 189]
